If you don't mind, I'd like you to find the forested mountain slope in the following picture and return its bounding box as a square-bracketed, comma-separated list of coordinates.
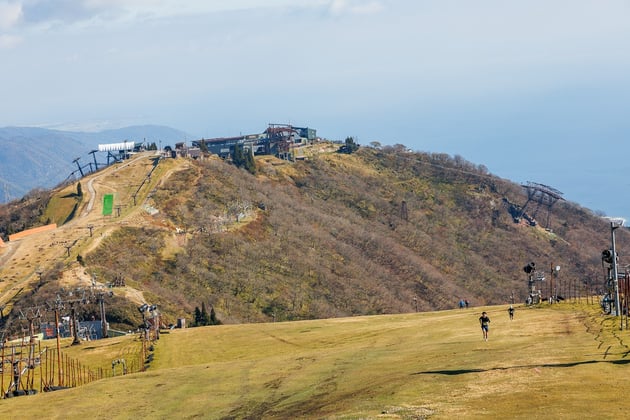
[0, 143, 626, 332]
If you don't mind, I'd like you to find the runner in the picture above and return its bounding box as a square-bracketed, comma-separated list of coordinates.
[479, 311, 490, 341]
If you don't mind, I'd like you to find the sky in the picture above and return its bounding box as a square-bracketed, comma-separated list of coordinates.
[1, 0, 630, 222]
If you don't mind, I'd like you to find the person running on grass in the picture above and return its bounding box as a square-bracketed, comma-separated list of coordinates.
[479, 311, 490, 341]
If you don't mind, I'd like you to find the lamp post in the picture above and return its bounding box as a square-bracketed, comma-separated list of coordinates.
[550, 265, 560, 303]
[53, 295, 64, 386]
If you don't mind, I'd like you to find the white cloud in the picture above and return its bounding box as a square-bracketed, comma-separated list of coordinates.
[0, 1, 22, 29]
[16, 0, 326, 28]
[328, 0, 385, 16]
[0, 33, 20, 48]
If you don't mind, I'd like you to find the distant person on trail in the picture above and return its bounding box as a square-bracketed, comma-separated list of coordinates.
[508, 305, 514, 320]
[459, 299, 465, 309]
[479, 311, 490, 341]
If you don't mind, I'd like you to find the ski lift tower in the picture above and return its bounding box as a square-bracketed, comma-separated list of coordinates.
[89, 149, 99, 172]
[519, 182, 564, 229]
[72, 157, 85, 178]
[524, 262, 544, 304]
[603, 217, 625, 320]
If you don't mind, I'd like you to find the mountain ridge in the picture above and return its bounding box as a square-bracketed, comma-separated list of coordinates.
[0, 125, 193, 202]
[1, 142, 625, 335]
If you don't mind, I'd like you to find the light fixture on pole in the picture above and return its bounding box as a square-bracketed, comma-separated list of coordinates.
[611, 221, 622, 319]
[603, 217, 625, 319]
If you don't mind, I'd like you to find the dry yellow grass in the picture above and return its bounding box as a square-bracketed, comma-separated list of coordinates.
[1, 148, 628, 418]
[0, 152, 191, 318]
[1, 301, 629, 419]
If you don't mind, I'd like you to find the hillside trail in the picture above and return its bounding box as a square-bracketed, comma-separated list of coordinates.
[0, 152, 193, 314]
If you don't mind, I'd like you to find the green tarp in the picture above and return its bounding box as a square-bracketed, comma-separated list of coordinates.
[103, 194, 114, 216]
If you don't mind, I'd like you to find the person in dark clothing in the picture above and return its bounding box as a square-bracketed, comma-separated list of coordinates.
[479, 311, 490, 341]
[508, 305, 514, 320]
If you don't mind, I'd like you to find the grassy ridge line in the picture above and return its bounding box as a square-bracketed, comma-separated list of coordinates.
[2, 303, 630, 419]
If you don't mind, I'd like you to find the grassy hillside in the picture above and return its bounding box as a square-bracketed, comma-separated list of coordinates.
[1, 143, 628, 334]
[1, 302, 629, 419]
[80, 145, 630, 327]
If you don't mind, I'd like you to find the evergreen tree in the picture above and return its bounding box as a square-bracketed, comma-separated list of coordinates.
[244, 147, 257, 175]
[232, 144, 256, 174]
[200, 302, 211, 326]
[209, 306, 221, 325]
[198, 139, 208, 153]
[76, 182, 83, 197]
[193, 306, 202, 327]
[232, 144, 245, 167]
[344, 136, 359, 153]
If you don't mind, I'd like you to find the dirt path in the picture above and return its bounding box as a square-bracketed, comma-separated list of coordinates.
[0, 152, 190, 314]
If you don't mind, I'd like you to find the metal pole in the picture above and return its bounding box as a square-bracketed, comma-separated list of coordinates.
[611, 223, 621, 322]
[1, 342, 5, 396]
[99, 295, 108, 338]
[624, 275, 628, 330]
[71, 305, 81, 345]
[549, 263, 553, 303]
[55, 309, 63, 386]
[28, 319, 35, 343]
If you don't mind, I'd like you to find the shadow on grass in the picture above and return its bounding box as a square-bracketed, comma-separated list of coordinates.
[415, 358, 630, 376]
